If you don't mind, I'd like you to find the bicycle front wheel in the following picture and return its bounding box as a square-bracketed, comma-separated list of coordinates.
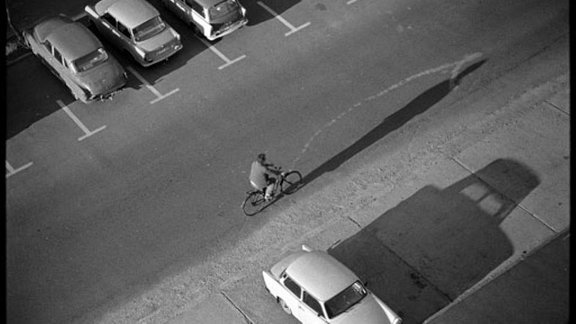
[280, 171, 303, 194]
[242, 191, 266, 216]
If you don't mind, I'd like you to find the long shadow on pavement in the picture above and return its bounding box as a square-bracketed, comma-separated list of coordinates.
[327, 158, 540, 324]
[299, 59, 486, 188]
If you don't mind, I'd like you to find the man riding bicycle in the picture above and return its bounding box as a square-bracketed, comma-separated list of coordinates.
[250, 153, 279, 201]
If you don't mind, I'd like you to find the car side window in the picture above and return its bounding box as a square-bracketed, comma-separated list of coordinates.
[303, 291, 324, 317]
[53, 48, 63, 65]
[283, 276, 301, 298]
[189, 0, 203, 14]
[44, 41, 53, 54]
[117, 22, 131, 38]
[102, 13, 116, 27]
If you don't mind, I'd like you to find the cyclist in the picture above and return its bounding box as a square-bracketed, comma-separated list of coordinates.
[249, 153, 279, 201]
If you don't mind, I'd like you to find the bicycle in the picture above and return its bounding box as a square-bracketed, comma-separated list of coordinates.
[242, 167, 303, 216]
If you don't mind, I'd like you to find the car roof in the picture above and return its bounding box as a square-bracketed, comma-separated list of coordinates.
[286, 251, 358, 301]
[35, 16, 102, 61]
[196, 0, 234, 8]
[97, 0, 159, 28]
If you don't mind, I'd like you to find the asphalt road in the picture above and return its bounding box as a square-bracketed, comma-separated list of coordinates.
[6, 0, 568, 323]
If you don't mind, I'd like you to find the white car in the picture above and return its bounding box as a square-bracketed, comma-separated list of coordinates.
[263, 245, 402, 324]
[85, 0, 183, 67]
[160, 0, 247, 41]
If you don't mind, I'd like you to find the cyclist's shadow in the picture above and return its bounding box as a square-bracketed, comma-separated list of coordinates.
[298, 59, 486, 188]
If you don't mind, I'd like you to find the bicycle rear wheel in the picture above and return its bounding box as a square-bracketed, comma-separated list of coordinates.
[280, 171, 303, 194]
[242, 191, 266, 216]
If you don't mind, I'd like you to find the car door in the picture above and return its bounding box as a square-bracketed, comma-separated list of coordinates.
[279, 275, 305, 318]
[98, 13, 128, 51]
[42, 43, 83, 99]
[294, 290, 329, 324]
[262, 271, 301, 316]
[188, 0, 211, 36]
[40, 42, 65, 81]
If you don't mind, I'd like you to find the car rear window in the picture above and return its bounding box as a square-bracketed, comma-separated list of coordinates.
[208, 0, 239, 20]
[73, 48, 109, 73]
[324, 281, 367, 319]
[133, 16, 166, 42]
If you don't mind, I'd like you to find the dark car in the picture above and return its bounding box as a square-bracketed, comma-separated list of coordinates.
[23, 15, 127, 103]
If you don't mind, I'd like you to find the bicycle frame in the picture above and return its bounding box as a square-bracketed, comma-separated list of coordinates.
[242, 167, 302, 216]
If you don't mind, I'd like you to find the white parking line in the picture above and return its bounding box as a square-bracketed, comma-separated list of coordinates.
[6, 160, 33, 178]
[347, 0, 359, 4]
[126, 66, 180, 104]
[257, 2, 310, 36]
[195, 36, 246, 69]
[57, 100, 106, 141]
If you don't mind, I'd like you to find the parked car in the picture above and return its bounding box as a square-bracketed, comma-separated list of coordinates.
[263, 245, 402, 324]
[85, 0, 183, 67]
[160, 0, 247, 41]
[22, 15, 127, 103]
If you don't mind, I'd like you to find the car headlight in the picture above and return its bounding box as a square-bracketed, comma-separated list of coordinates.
[80, 86, 93, 100]
[172, 29, 180, 40]
[134, 46, 147, 59]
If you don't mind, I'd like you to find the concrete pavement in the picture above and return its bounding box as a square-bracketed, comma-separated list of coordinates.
[168, 44, 569, 324]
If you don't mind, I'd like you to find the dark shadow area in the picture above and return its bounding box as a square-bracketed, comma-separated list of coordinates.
[300, 59, 486, 188]
[327, 158, 540, 324]
[241, 0, 302, 26]
[427, 231, 569, 323]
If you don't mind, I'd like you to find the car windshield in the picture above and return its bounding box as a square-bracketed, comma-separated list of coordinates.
[208, 0, 239, 20]
[72, 48, 109, 73]
[133, 16, 166, 42]
[324, 281, 367, 319]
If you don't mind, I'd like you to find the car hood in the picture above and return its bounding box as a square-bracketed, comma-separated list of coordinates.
[330, 294, 393, 324]
[136, 28, 179, 52]
[77, 58, 126, 95]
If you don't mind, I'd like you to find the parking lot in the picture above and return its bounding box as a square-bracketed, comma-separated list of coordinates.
[7, 0, 400, 176]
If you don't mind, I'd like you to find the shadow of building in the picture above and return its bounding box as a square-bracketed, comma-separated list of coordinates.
[328, 159, 540, 323]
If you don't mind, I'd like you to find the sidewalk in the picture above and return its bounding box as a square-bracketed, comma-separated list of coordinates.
[168, 65, 569, 323]
[425, 230, 569, 323]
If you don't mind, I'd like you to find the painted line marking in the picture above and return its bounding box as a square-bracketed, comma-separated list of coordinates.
[57, 100, 106, 141]
[195, 36, 246, 69]
[347, 0, 359, 4]
[126, 66, 179, 104]
[257, 2, 310, 36]
[6, 160, 33, 178]
[291, 52, 483, 168]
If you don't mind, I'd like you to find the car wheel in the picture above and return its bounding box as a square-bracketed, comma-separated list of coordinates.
[278, 298, 291, 315]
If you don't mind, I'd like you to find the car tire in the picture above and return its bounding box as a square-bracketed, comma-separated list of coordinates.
[278, 298, 291, 315]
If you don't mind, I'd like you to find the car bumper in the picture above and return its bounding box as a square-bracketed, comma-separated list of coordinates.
[138, 42, 183, 67]
[207, 18, 248, 41]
